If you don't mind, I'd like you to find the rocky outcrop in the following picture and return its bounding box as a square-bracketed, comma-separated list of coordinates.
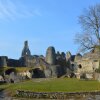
[0, 75, 4, 82]
[4, 70, 33, 83]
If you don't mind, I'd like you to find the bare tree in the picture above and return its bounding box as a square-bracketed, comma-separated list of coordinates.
[75, 4, 100, 52]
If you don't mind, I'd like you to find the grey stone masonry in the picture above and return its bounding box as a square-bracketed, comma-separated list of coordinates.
[0, 56, 7, 67]
[21, 41, 31, 57]
[46, 46, 56, 65]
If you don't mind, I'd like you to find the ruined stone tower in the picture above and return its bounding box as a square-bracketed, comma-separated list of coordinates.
[21, 41, 31, 57]
[46, 46, 56, 65]
[0, 56, 7, 67]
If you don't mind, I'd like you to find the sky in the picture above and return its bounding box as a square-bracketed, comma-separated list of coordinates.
[0, 0, 100, 59]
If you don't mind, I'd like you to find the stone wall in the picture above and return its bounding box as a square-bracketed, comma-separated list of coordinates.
[0, 56, 7, 67]
[94, 73, 100, 81]
[16, 90, 100, 99]
[7, 59, 20, 67]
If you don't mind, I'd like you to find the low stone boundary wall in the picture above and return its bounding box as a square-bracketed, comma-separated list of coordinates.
[16, 90, 100, 99]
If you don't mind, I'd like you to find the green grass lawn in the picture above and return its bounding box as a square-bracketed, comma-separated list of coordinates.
[0, 78, 100, 96]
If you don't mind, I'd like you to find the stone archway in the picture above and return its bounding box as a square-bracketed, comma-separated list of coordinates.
[32, 68, 45, 78]
[5, 68, 17, 83]
[5, 68, 17, 75]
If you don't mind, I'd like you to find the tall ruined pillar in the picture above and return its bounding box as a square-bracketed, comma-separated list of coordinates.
[21, 41, 31, 57]
[46, 46, 56, 65]
[0, 56, 7, 67]
[66, 51, 71, 61]
[66, 51, 72, 69]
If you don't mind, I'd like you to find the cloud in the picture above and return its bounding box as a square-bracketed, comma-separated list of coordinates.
[0, 0, 41, 21]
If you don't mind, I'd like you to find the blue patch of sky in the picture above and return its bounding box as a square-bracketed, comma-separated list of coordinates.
[0, 0, 100, 59]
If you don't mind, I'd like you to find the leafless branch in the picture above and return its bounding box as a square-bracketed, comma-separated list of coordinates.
[75, 4, 100, 52]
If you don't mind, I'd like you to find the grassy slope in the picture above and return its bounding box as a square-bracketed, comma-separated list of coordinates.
[0, 78, 100, 96]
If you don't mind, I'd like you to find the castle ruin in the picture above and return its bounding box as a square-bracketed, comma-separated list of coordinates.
[0, 41, 100, 82]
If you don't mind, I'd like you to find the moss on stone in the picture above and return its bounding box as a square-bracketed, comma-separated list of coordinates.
[0, 67, 33, 75]
[94, 45, 100, 52]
